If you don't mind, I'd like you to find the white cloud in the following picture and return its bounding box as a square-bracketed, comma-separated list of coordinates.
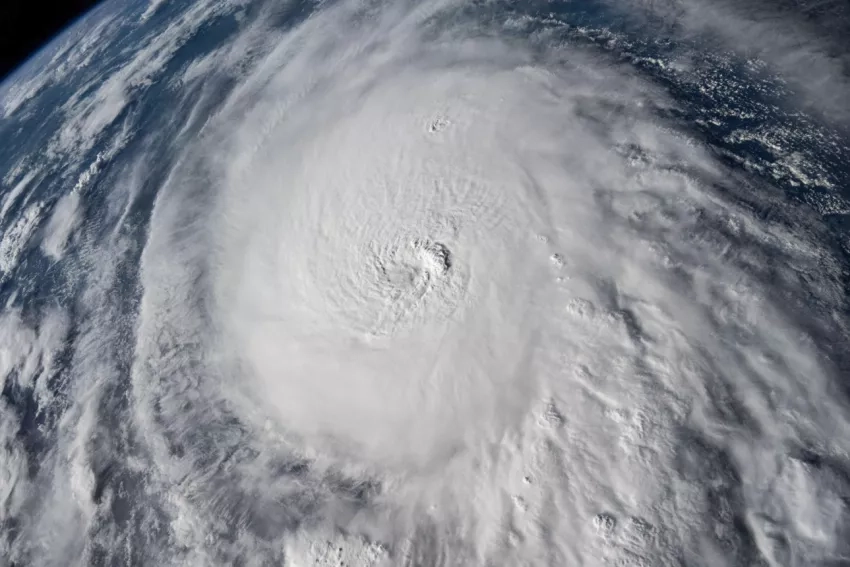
[0, 308, 72, 562]
[49, 0, 243, 162]
[41, 192, 82, 261]
[608, 0, 850, 122]
[0, 201, 45, 278]
[0, 170, 37, 221]
[128, 0, 850, 564]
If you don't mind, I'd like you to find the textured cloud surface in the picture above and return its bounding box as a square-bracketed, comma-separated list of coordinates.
[1, 0, 849, 565]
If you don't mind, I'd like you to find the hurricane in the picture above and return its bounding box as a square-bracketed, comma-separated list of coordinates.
[1, 0, 849, 565]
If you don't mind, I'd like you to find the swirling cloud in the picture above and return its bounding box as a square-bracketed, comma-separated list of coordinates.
[128, 0, 850, 564]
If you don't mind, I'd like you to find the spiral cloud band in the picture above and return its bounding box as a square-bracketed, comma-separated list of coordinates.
[122, 1, 850, 564]
[2, 0, 849, 564]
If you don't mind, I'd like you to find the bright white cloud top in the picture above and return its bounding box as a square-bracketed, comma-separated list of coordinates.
[1, 0, 849, 565]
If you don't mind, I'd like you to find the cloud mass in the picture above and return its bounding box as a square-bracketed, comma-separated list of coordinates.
[0, 0, 849, 565]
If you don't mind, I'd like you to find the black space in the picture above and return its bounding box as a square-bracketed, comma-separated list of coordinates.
[0, 0, 103, 82]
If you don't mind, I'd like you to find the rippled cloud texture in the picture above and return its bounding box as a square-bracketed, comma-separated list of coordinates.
[1, 0, 849, 565]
